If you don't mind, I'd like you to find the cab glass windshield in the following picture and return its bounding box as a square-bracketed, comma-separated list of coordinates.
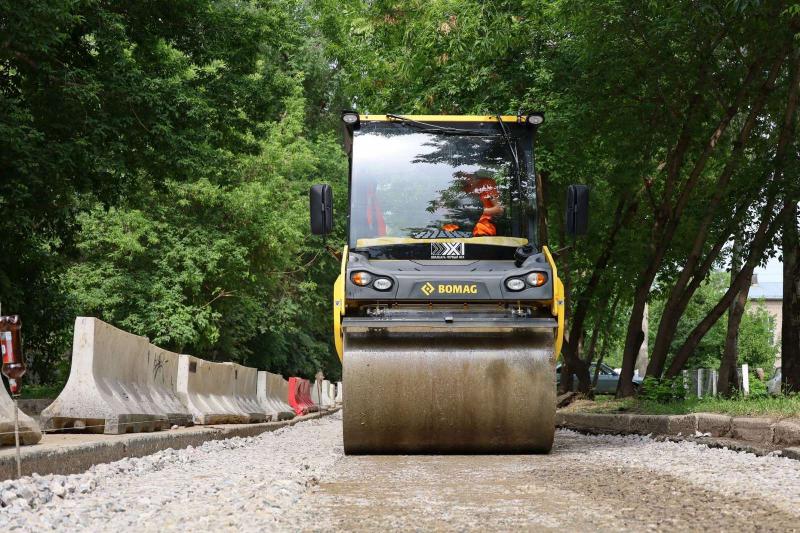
[349, 121, 536, 248]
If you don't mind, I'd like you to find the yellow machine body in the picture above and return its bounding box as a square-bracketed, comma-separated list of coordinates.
[334, 114, 562, 453]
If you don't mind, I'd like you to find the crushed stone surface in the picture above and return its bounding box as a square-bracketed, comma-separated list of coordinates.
[0, 413, 343, 531]
[1, 413, 799, 531]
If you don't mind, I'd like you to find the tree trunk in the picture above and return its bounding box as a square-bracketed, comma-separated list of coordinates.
[559, 358, 574, 395]
[618, 280, 651, 396]
[635, 303, 649, 377]
[783, 202, 800, 393]
[592, 351, 604, 389]
[558, 339, 592, 394]
[584, 314, 603, 366]
[719, 240, 745, 396]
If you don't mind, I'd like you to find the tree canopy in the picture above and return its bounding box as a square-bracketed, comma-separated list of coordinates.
[1, 0, 798, 393]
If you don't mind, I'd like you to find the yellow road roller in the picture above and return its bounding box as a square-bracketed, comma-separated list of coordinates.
[310, 113, 588, 454]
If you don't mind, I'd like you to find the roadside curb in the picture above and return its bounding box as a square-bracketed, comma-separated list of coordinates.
[557, 411, 800, 460]
[0, 408, 340, 480]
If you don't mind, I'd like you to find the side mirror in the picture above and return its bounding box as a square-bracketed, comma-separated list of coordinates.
[566, 184, 589, 236]
[309, 184, 333, 235]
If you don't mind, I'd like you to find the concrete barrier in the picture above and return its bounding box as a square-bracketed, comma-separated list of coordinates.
[276, 375, 292, 414]
[225, 363, 267, 423]
[41, 318, 169, 434]
[16, 398, 52, 418]
[257, 372, 294, 421]
[311, 379, 335, 409]
[335, 381, 343, 404]
[176, 355, 250, 425]
[0, 385, 42, 445]
[147, 344, 193, 427]
[302, 380, 319, 413]
[288, 378, 319, 415]
[327, 381, 337, 407]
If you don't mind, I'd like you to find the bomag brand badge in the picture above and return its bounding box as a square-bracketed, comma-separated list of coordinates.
[421, 282, 435, 296]
[420, 282, 478, 296]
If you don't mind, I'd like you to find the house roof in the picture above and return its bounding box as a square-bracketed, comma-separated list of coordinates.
[748, 281, 783, 300]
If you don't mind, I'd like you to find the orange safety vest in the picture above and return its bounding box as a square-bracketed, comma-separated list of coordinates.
[365, 187, 386, 236]
[464, 178, 499, 236]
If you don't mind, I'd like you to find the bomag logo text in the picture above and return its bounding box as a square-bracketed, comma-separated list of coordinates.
[421, 283, 479, 295]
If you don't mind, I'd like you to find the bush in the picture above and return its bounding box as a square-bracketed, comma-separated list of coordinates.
[640, 375, 686, 402]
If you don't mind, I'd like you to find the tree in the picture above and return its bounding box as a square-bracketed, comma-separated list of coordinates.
[648, 272, 778, 374]
[783, 202, 800, 392]
[1, 0, 349, 382]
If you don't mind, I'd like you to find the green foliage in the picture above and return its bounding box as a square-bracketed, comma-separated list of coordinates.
[640, 376, 687, 403]
[649, 273, 778, 371]
[748, 371, 769, 398]
[2, 0, 795, 389]
[1, 0, 347, 381]
[739, 303, 781, 370]
[582, 393, 800, 418]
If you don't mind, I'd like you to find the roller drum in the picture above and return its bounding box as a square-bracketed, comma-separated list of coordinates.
[343, 328, 555, 454]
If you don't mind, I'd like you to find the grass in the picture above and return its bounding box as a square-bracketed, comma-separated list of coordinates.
[17, 383, 64, 399]
[564, 394, 800, 418]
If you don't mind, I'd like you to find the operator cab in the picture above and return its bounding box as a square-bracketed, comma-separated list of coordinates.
[309, 113, 588, 303]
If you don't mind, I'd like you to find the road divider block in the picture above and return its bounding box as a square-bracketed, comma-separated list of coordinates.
[225, 363, 267, 423]
[257, 371, 295, 421]
[176, 355, 250, 425]
[288, 378, 319, 415]
[335, 381, 343, 404]
[327, 381, 337, 408]
[311, 379, 335, 409]
[147, 344, 193, 427]
[41, 318, 170, 434]
[0, 383, 42, 445]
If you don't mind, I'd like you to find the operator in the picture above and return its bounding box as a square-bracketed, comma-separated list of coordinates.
[458, 170, 504, 236]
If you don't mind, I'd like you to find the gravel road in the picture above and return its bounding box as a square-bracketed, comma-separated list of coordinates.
[1, 411, 799, 531]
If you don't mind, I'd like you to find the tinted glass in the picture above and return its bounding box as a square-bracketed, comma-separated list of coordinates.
[349, 122, 535, 248]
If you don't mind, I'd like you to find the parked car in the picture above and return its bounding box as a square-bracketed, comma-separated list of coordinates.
[766, 368, 782, 395]
[556, 362, 643, 394]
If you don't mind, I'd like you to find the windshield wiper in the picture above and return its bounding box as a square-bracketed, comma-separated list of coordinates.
[386, 114, 500, 137]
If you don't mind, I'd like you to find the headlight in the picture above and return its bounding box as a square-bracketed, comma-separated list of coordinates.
[505, 278, 525, 291]
[351, 271, 373, 286]
[526, 272, 547, 287]
[373, 278, 393, 291]
[342, 112, 359, 125]
[527, 113, 544, 125]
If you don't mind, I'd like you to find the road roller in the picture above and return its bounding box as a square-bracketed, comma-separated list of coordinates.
[309, 113, 588, 454]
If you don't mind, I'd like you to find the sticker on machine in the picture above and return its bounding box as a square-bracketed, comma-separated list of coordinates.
[431, 242, 465, 259]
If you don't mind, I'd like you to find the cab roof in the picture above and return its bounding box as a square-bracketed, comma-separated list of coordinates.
[358, 114, 534, 124]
